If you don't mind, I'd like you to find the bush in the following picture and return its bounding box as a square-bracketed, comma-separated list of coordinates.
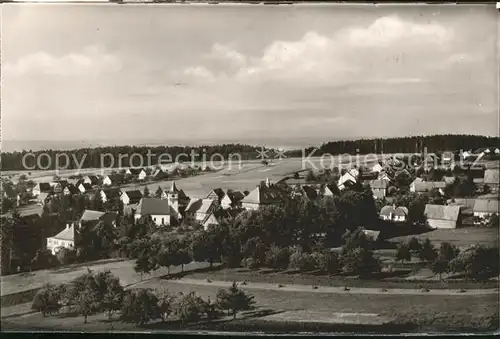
[341, 247, 381, 278]
[120, 289, 160, 325]
[315, 251, 341, 274]
[175, 292, 208, 323]
[31, 283, 61, 317]
[264, 245, 290, 270]
[407, 237, 421, 254]
[241, 257, 259, 269]
[288, 248, 316, 272]
[57, 247, 77, 266]
[216, 282, 255, 320]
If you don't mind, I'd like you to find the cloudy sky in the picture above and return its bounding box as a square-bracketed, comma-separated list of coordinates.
[1, 4, 498, 149]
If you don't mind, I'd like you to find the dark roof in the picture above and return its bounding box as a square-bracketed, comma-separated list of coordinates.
[129, 168, 144, 175]
[123, 189, 143, 200]
[136, 198, 171, 216]
[207, 188, 226, 201]
[227, 190, 245, 202]
[102, 188, 121, 198]
[38, 183, 52, 192]
[301, 185, 318, 199]
[242, 183, 285, 205]
[186, 198, 216, 214]
[64, 184, 80, 194]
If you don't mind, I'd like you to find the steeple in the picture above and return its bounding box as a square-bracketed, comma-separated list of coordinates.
[170, 181, 178, 193]
[265, 177, 271, 188]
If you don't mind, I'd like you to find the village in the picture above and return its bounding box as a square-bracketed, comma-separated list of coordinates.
[1, 144, 499, 332]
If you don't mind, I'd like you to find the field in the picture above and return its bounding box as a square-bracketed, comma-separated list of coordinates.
[388, 227, 499, 249]
[3, 278, 497, 333]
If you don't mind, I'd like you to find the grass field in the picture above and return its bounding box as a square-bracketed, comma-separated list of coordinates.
[388, 227, 499, 249]
[171, 267, 499, 289]
[3, 278, 496, 333]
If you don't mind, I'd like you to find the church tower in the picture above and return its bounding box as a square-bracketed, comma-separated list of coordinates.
[167, 181, 180, 219]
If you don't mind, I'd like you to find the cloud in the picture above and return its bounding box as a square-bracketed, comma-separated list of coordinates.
[344, 15, 453, 47]
[182, 15, 453, 84]
[3, 46, 122, 77]
[183, 66, 215, 80]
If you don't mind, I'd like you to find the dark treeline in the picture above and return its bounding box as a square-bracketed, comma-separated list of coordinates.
[1, 135, 498, 171]
[291, 134, 500, 157]
[1, 144, 261, 171]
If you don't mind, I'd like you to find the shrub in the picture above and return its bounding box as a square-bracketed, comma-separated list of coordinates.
[241, 257, 259, 269]
[175, 292, 208, 323]
[31, 283, 61, 317]
[120, 289, 160, 325]
[216, 282, 255, 319]
[314, 251, 340, 274]
[57, 247, 77, 266]
[264, 245, 290, 270]
[289, 248, 317, 272]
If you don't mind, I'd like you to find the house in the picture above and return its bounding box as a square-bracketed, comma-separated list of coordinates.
[378, 172, 392, 183]
[37, 192, 51, 206]
[372, 163, 384, 173]
[46, 224, 76, 255]
[242, 180, 286, 210]
[151, 168, 167, 180]
[206, 188, 226, 205]
[185, 198, 218, 226]
[99, 188, 121, 203]
[473, 199, 499, 218]
[379, 205, 408, 222]
[319, 184, 339, 197]
[102, 175, 113, 186]
[291, 185, 318, 200]
[63, 184, 79, 196]
[338, 168, 359, 190]
[127, 168, 147, 180]
[121, 190, 143, 205]
[484, 169, 499, 193]
[447, 198, 477, 216]
[83, 175, 99, 186]
[79, 209, 117, 228]
[135, 197, 174, 226]
[442, 151, 454, 165]
[410, 180, 446, 194]
[225, 190, 245, 209]
[424, 204, 462, 229]
[369, 179, 389, 199]
[32, 182, 52, 196]
[78, 183, 93, 193]
[202, 213, 219, 230]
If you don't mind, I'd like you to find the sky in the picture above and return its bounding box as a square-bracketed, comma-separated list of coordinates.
[1, 3, 499, 150]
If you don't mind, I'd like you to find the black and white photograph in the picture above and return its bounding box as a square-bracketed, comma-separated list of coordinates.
[1, 2, 499, 334]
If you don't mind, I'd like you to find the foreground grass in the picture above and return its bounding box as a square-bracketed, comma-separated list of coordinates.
[178, 267, 498, 290]
[3, 280, 497, 333]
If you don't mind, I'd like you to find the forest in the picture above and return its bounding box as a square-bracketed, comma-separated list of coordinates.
[1, 134, 498, 171]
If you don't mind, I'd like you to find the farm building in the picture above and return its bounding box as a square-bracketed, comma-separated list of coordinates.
[225, 190, 245, 208]
[78, 183, 93, 193]
[185, 198, 218, 226]
[135, 197, 175, 226]
[242, 179, 285, 210]
[206, 188, 226, 205]
[369, 179, 389, 199]
[379, 205, 408, 222]
[338, 168, 359, 190]
[32, 182, 52, 196]
[102, 175, 113, 186]
[410, 180, 446, 194]
[63, 184, 80, 196]
[473, 199, 499, 218]
[83, 175, 99, 186]
[121, 189, 143, 205]
[127, 168, 148, 180]
[79, 209, 117, 228]
[484, 169, 499, 193]
[424, 204, 462, 229]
